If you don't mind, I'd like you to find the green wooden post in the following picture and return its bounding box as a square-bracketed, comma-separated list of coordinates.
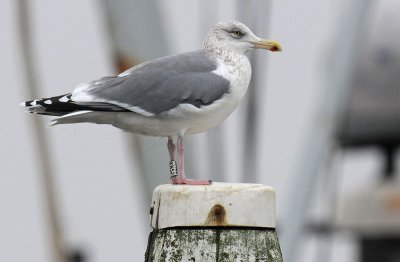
[145, 183, 283, 261]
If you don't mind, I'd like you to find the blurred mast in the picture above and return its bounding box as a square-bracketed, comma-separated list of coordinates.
[15, 1, 67, 262]
[279, 0, 374, 261]
[100, 0, 169, 200]
[237, 0, 272, 183]
[199, 2, 227, 182]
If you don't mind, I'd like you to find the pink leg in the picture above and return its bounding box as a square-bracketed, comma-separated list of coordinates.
[167, 137, 178, 179]
[167, 136, 176, 160]
[170, 135, 212, 185]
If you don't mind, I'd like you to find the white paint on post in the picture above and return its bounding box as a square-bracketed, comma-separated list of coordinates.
[150, 183, 276, 229]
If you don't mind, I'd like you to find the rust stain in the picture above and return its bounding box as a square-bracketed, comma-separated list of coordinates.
[384, 195, 400, 211]
[115, 55, 138, 73]
[205, 204, 227, 226]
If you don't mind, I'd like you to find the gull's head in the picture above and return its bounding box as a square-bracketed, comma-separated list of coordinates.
[203, 20, 282, 55]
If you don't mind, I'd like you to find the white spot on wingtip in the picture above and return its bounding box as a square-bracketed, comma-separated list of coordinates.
[44, 100, 52, 105]
[59, 96, 69, 102]
[30, 100, 37, 106]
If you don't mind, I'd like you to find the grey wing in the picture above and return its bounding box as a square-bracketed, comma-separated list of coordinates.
[71, 50, 231, 115]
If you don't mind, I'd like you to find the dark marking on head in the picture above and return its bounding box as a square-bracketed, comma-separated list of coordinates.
[225, 27, 246, 39]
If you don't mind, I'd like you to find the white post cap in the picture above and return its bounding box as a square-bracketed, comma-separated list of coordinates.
[150, 182, 276, 229]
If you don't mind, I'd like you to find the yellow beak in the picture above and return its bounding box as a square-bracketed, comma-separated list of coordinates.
[251, 39, 282, 52]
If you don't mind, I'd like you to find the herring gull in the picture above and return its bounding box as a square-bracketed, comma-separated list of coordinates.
[21, 20, 282, 185]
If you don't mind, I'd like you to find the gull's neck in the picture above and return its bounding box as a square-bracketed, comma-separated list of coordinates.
[203, 37, 249, 65]
[203, 36, 252, 100]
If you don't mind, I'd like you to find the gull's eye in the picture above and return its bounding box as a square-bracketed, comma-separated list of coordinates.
[231, 30, 244, 38]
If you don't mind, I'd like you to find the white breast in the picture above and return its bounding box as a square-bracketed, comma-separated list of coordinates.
[172, 54, 252, 135]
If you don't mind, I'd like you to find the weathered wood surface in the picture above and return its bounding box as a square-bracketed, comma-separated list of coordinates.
[145, 228, 282, 262]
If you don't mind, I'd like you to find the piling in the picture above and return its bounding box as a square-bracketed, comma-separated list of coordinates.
[145, 183, 282, 261]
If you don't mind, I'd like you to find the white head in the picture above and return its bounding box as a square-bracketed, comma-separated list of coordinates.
[203, 20, 282, 55]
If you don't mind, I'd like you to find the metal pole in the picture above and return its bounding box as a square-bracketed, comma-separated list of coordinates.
[279, 0, 374, 261]
[15, 1, 66, 262]
[198, 2, 227, 182]
[236, 0, 256, 183]
[237, 0, 272, 183]
[100, 0, 170, 200]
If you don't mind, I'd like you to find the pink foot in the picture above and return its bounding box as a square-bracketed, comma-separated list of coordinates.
[170, 176, 212, 185]
[168, 135, 211, 185]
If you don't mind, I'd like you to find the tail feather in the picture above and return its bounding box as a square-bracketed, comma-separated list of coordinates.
[21, 93, 128, 117]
